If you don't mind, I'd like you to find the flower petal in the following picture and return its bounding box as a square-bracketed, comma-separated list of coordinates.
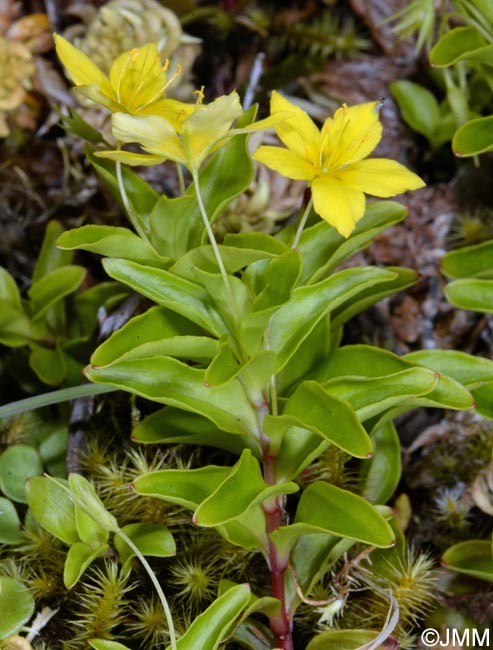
[144, 98, 195, 131]
[322, 101, 382, 168]
[311, 175, 366, 238]
[270, 91, 321, 163]
[253, 146, 316, 181]
[111, 113, 186, 164]
[335, 158, 425, 197]
[109, 43, 166, 113]
[182, 92, 243, 167]
[54, 34, 111, 96]
[96, 150, 165, 166]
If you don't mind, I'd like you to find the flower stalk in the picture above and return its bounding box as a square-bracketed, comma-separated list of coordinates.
[191, 168, 234, 300]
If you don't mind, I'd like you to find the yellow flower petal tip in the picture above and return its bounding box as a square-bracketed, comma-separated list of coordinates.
[54, 33, 191, 123]
[254, 92, 425, 238]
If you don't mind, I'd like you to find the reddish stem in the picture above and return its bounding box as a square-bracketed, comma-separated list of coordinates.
[263, 456, 294, 650]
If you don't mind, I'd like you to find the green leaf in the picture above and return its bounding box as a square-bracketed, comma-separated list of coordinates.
[330, 267, 418, 332]
[68, 473, 119, 533]
[360, 422, 401, 505]
[60, 107, 105, 143]
[445, 278, 493, 312]
[150, 129, 253, 258]
[270, 380, 372, 458]
[270, 481, 394, 559]
[28, 265, 86, 321]
[205, 337, 240, 387]
[390, 80, 441, 141]
[131, 407, 254, 455]
[102, 258, 226, 337]
[194, 129, 254, 226]
[442, 540, 493, 582]
[57, 225, 169, 267]
[442, 240, 493, 279]
[87, 147, 158, 235]
[90, 641, 132, 650]
[133, 465, 231, 511]
[314, 345, 474, 414]
[0, 267, 22, 308]
[63, 541, 110, 588]
[262, 424, 327, 484]
[74, 500, 109, 545]
[322, 367, 439, 422]
[277, 314, 331, 394]
[297, 482, 394, 545]
[86, 356, 258, 436]
[173, 243, 278, 280]
[430, 26, 486, 67]
[0, 301, 32, 347]
[0, 576, 35, 639]
[297, 201, 408, 284]
[33, 220, 73, 282]
[149, 194, 201, 259]
[115, 523, 176, 573]
[252, 249, 302, 312]
[171, 583, 251, 650]
[25, 476, 78, 544]
[29, 342, 67, 386]
[453, 115, 493, 156]
[91, 306, 204, 366]
[405, 349, 493, 390]
[0, 445, 43, 503]
[470, 383, 493, 418]
[250, 267, 396, 368]
[0, 497, 24, 544]
[306, 629, 382, 650]
[194, 450, 298, 527]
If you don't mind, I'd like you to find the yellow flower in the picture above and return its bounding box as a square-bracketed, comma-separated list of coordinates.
[54, 34, 192, 130]
[97, 90, 283, 172]
[252, 91, 425, 238]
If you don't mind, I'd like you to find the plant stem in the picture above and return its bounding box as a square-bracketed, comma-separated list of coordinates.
[291, 195, 313, 250]
[117, 528, 177, 650]
[176, 163, 186, 195]
[263, 456, 293, 650]
[191, 168, 234, 299]
[116, 159, 151, 243]
[257, 394, 293, 650]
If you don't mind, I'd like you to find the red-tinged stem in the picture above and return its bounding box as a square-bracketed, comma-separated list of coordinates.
[262, 453, 294, 650]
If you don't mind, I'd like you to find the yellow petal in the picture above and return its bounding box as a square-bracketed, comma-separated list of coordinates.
[270, 90, 321, 163]
[144, 98, 196, 132]
[54, 34, 111, 96]
[77, 83, 121, 112]
[322, 101, 382, 169]
[96, 150, 165, 166]
[253, 146, 316, 181]
[111, 113, 186, 164]
[182, 92, 243, 166]
[109, 43, 166, 113]
[311, 175, 366, 238]
[335, 159, 425, 197]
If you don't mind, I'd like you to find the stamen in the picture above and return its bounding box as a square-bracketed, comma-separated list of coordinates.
[193, 85, 205, 105]
[138, 63, 182, 111]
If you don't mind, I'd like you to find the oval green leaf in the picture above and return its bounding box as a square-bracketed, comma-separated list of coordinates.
[0, 445, 43, 503]
[442, 540, 493, 582]
[0, 576, 35, 639]
[453, 115, 493, 156]
[26, 476, 79, 544]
